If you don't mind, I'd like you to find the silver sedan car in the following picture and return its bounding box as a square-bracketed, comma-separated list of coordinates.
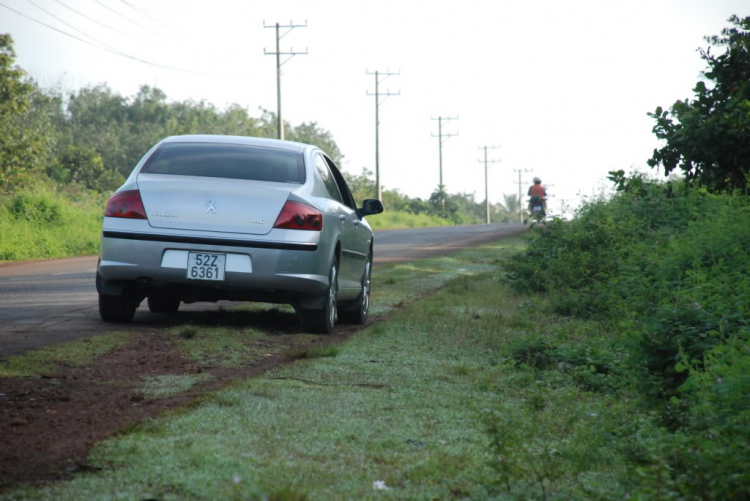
[96, 135, 383, 333]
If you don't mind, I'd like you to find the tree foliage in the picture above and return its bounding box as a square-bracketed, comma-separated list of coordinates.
[0, 34, 46, 191]
[648, 15, 750, 190]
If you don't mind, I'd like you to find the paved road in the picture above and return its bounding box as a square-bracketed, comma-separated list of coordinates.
[0, 223, 525, 358]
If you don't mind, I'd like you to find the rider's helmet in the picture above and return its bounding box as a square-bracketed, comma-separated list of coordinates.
[533, 177, 542, 184]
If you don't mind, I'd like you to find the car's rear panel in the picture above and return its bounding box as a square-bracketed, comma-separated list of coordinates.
[138, 174, 291, 235]
[98, 136, 337, 302]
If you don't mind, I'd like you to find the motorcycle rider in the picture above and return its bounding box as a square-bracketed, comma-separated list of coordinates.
[528, 177, 547, 215]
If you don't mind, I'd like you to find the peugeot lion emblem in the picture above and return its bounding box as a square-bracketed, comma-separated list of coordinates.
[205, 200, 217, 214]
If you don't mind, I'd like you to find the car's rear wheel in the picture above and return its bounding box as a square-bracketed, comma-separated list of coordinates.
[147, 295, 181, 313]
[339, 253, 371, 325]
[300, 260, 338, 334]
[99, 293, 137, 323]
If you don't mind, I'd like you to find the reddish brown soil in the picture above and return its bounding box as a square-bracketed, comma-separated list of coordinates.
[0, 313, 369, 491]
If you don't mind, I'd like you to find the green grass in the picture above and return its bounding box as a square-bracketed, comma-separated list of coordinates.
[0, 332, 133, 378]
[139, 373, 215, 399]
[0, 184, 104, 262]
[366, 210, 452, 230]
[6, 236, 636, 500]
[166, 326, 281, 368]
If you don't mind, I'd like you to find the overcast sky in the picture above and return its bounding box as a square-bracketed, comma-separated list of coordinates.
[2, 0, 747, 214]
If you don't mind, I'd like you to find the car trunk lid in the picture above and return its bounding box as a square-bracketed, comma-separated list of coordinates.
[137, 174, 291, 235]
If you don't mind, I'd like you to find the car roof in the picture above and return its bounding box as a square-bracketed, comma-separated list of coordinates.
[160, 135, 308, 154]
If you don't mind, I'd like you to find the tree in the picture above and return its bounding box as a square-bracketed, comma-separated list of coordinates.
[648, 15, 750, 190]
[50, 144, 123, 192]
[0, 34, 44, 190]
[286, 120, 344, 165]
[503, 193, 520, 214]
[342, 168, 376, 204]
[428, 185, 461, 222]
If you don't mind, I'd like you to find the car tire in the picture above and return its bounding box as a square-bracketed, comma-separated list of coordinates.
[147, 295, 181, 313]
[339, 253, 371, 325]
[300, 260, 338, 334]
[99, 293, 137, 323]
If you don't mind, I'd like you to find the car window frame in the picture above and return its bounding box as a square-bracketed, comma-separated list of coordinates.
[322, 155, 358, 211]
[315, 153, 344, 205]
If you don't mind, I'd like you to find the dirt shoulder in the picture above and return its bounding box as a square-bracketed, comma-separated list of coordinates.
[0, 316, 364, 487]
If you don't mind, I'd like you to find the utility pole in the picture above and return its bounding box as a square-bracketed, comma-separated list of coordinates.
[263, 21, 308, 140]
[366, 70, 400, 201]
[478, 145, 501, 224]
[430, 116, 458, 189]
[513, 168, 532, 223]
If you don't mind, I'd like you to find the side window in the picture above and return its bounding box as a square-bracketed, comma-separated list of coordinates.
[324, 156, 357, 210]
[315, 154, 343, 204]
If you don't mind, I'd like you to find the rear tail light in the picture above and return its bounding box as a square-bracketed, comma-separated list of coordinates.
[105, 190, 147, 219]
[273, 201, 323, 231]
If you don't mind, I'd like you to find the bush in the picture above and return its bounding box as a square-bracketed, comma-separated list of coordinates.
[502, 174, 750, 498]
[8, 191, 65, 224]
[0, 181, 103, 261]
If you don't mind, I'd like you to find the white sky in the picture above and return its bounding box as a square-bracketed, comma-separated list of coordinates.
[1, 0, 747, 214]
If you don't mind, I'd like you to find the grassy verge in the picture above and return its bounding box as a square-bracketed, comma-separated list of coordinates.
[0, 332, 133, 378]
[364, 210, 452, 230]
[0, 184, 104, 262]
[6, 236, 658, 500]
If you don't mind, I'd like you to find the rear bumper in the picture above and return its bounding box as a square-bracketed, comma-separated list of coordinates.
[101, 231, 318, 252]
[98, 231, 329, 301]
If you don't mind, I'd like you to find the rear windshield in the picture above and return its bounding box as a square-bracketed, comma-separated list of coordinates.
[140, 142, 306, 184]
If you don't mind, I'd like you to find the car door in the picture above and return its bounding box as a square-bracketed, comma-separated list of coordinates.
[314, 154, 359, 293]
[323, 155, 371, 294]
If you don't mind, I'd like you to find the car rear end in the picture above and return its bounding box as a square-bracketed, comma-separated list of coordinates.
[96, 135, 335, 321]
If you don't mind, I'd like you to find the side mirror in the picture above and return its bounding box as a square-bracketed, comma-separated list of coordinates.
[358, 199, 384, 218]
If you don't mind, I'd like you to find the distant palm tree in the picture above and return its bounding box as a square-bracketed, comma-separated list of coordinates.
[503, 193, 519, 214]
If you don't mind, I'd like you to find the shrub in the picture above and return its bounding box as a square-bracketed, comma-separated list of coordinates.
[502, 174, 750, 498]
[0, 181, 103, 261]
[8, 191, 64, 224]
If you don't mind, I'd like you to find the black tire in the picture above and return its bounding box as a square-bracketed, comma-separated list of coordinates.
[99, 293, 137, 323]
[147, 295, 181, 313]
[339, 253, 371, 325]
[300, 260, 338, 334]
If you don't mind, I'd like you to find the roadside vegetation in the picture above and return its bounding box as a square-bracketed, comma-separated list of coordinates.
[502, 16, 750, 498]
[0, 34, 517, 263]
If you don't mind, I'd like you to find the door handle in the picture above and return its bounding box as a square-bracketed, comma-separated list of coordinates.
[353, 220, 360, 226]
[339, 215, 346, 222]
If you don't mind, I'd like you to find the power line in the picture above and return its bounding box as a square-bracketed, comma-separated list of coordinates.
[118, 0, 179, 34]
[93, 0, 163, 38]
[263, 21, 308, 140]
[53, 0, 138, 40]
[366, 69, 400, 200]
[431, 116, 458, 189]
[478, 145, 501, 224]
[0, 2, 229, 75]
[27, 0, 122, 54]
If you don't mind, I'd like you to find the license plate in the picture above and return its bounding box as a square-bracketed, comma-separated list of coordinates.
[187, 252, 226, 281]
[533, 206, 543, 212]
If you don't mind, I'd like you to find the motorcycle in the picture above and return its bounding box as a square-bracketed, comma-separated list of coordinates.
[528, 195, 546, 224]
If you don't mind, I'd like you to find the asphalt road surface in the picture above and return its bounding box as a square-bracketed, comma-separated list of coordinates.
[0, 223, 525, 359]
